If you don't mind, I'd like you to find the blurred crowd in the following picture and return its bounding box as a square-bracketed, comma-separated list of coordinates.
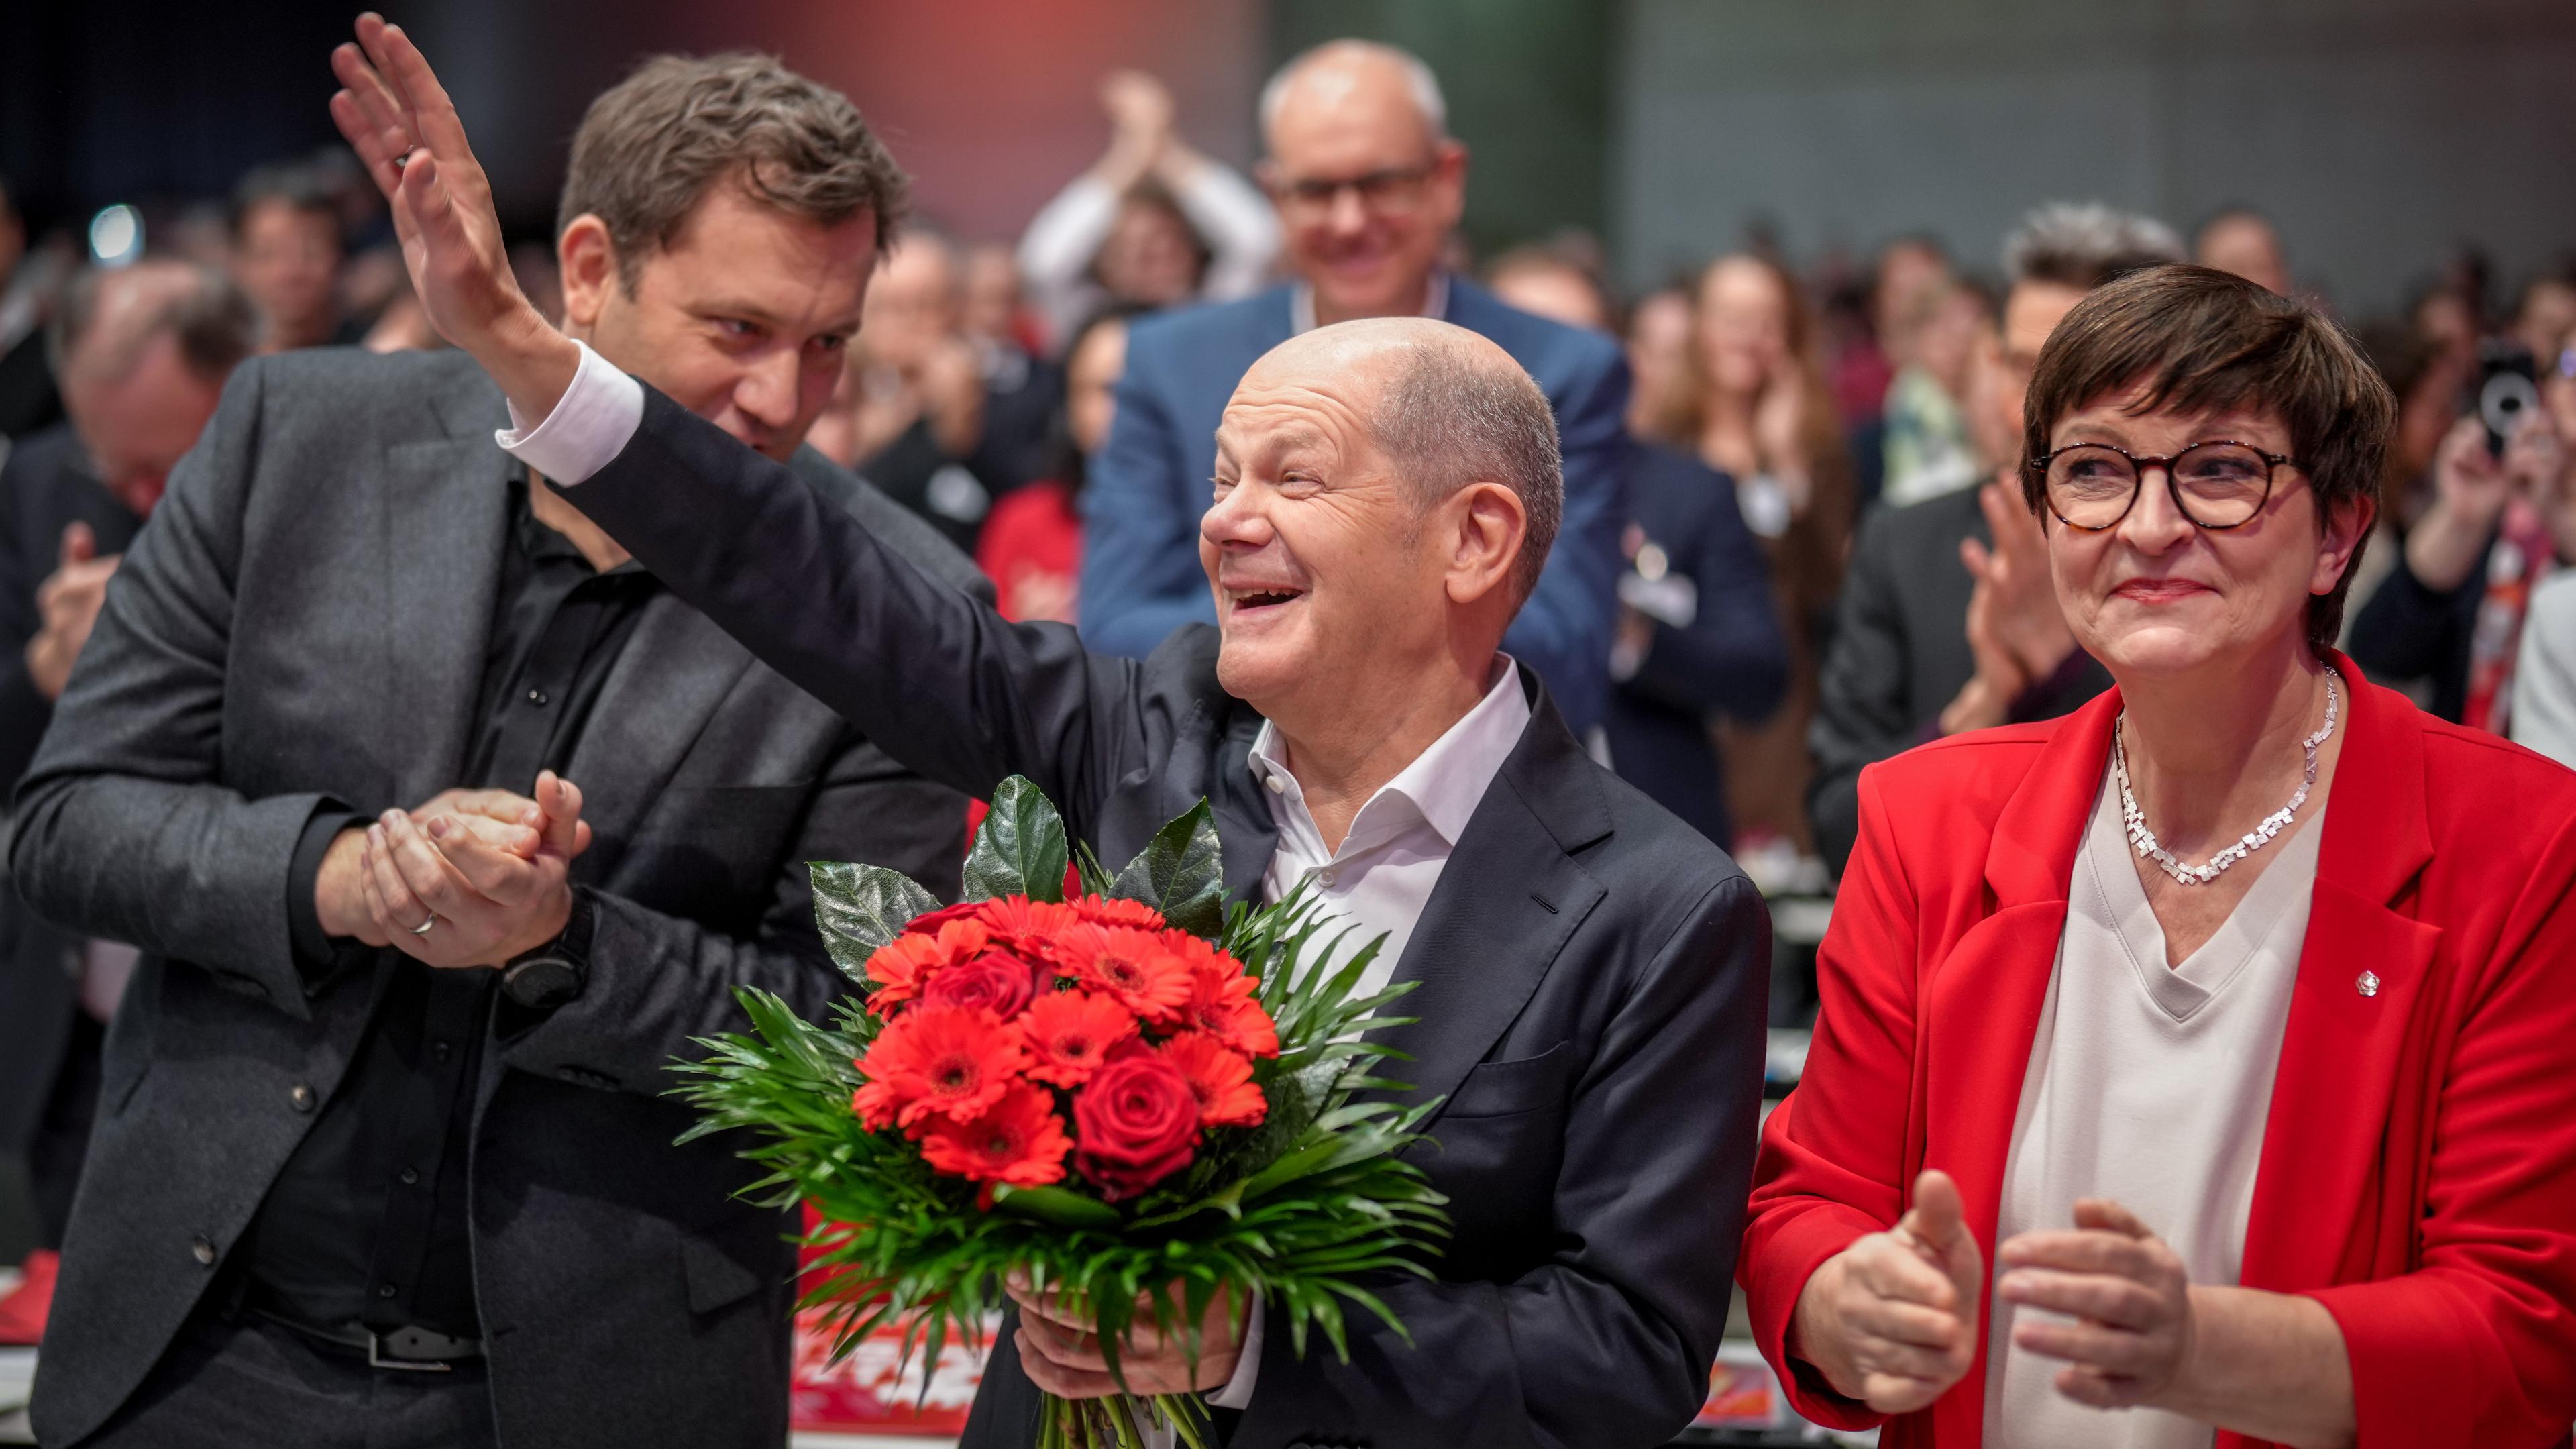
[5, 62, 2573, 894]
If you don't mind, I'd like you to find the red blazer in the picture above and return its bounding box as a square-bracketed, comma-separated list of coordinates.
[1742, 655, 2576, 1448]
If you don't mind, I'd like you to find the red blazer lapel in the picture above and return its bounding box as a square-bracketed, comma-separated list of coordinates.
[2241, 659, 2442, 1295]
[1916, 690, 2123, 1444]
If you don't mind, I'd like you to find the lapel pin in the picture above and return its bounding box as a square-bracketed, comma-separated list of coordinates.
[2355, 970, 2381, 998]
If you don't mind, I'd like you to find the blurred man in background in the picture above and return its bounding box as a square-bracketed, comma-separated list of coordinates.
[810, 231, 996, 551]
[0, 259, 256, 1270]
[1077, 39, 1631, 732]
[1807, 202, 2180, 874]
[2194, 206, 2292, 296]
[229, 164, 353, 352]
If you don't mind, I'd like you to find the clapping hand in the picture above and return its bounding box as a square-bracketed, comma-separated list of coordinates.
[26, 523, 121, 702]
[1792, 1169, 1984, 1413]
[1007, 1269, 1248, 1399]
[1996, 1197, 2195, 1409]
[358, 771, 591, 969]
[326, 14, 578, 419]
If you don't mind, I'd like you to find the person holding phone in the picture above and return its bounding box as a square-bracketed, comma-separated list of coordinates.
[2345, 342, 2576, 729]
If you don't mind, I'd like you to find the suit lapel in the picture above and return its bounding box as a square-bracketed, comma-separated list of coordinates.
[1364, 682, 1610, 1121]
[378, 433, 511, 804]
[1211, 708, 1277, 902]
[1923, 692, 2116, 1253]
[2241, 657, 2440, 1292]
[557, 596, 753, 879]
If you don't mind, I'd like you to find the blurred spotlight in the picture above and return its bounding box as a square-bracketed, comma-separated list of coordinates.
[89, 205, 144, 266]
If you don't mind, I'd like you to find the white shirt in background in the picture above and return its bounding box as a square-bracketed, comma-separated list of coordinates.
[1984, 769, 2324, 1449]
[1016, 164, 1281, 348]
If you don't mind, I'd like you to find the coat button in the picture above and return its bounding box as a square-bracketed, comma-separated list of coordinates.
[290, 1083, 317, 1112]
[191, 1235, 216, 1266]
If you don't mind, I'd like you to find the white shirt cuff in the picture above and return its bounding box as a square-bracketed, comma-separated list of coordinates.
[1205, 1289, 1263, 1409]
[494, 339, 645, 486]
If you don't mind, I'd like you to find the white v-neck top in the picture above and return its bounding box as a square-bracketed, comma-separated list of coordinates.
[1983, 766, 2325, 1449]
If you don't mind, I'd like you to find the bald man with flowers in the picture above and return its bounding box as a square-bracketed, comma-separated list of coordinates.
[327, 19, 1767, 1448]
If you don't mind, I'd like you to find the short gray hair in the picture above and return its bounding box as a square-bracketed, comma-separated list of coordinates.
[1259, 41, 1448, 143]
[2004, 202, 2184, 292]
[49, 260, 258, 388]
[1369, 341, 1561, 602]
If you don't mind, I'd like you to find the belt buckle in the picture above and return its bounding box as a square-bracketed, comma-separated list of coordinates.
[368, 1328, 455, 1373]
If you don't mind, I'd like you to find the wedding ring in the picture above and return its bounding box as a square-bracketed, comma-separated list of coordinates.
[410, 912, 437, 937]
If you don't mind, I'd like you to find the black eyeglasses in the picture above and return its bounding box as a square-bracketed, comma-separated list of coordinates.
[1271, 162, 1438, 219]
[2028, 440, 2301, 531]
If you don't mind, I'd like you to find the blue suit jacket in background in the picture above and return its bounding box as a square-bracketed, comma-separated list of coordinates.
[1076, 275, 1634, 732]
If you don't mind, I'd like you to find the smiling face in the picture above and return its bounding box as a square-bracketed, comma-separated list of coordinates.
[2045, 385, 2365, 681]
[561, 179, 877, 462]
[1198, 323, 1526, 721]
[1260, 49, 1466, 327]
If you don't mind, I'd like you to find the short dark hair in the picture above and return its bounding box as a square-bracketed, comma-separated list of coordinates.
[558, 52, 909, 289]
[1371, 340, 1563, 604]
[50, 260, 260, 386]
[2019, 263, 2396, 655]
[228, 163, 340, 243]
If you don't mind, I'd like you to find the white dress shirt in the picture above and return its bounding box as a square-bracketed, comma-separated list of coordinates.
[1249, 651, 1527, 995]
[500, 350, 1531, 1424]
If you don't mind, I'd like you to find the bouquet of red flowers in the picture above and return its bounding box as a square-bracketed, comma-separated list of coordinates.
[677, 778, 1447, 1448]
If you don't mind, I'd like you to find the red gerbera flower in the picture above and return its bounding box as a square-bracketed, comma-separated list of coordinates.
[853, 1004, 1029, 1132]
[865, 919, 991, 1014]
[1058, 924, 1194, 1026]
[1171, 941, 1279, 1058]
[974, 895, 1079, 954]
[1022, 989, 1140, 1087]
[1069, 896, 1167, 931]
[1159, 1032, 1267, 1128]
[919, 1081, 1073, 1201]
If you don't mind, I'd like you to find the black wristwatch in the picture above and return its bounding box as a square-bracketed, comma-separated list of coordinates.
[502, 889, 594, 1010]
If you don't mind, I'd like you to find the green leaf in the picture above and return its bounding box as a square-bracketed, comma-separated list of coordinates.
[989, 1182, 1124, 1231]
[808, 861, 941, 985]
[1109, 798, 1226, 937]
[963, 775, 1071, 904]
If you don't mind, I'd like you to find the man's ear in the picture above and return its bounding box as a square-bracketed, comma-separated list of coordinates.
[557, 214, 620, 333]
[1444, 480, 1526, 607]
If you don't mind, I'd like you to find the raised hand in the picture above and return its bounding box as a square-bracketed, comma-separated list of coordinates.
[326, 14, 579, 419]
[27, 522, 121, 702]
[1790, 1168, 1984, 1413]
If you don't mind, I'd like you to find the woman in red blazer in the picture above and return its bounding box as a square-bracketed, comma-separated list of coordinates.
[1743, 265, 2576, 1448]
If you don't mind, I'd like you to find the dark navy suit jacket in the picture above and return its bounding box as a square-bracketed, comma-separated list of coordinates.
[1601, 445, 1789, 849]
[1076, 276, 1633, 732]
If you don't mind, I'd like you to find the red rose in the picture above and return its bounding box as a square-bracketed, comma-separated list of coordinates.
[921, 949, 1042, 1018]
[1072, 1053, 1201, 1201]
[864, 918, 990, 1016]
[902, 901, 987, 937]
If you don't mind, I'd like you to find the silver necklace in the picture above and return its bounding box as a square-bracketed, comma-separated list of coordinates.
[2114, 667, 2340, 887]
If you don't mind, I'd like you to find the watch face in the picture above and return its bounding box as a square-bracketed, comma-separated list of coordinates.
[505, 955, 581, 1008]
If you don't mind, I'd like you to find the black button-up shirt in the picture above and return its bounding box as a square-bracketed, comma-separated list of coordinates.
[244, 477, 657, 1336]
